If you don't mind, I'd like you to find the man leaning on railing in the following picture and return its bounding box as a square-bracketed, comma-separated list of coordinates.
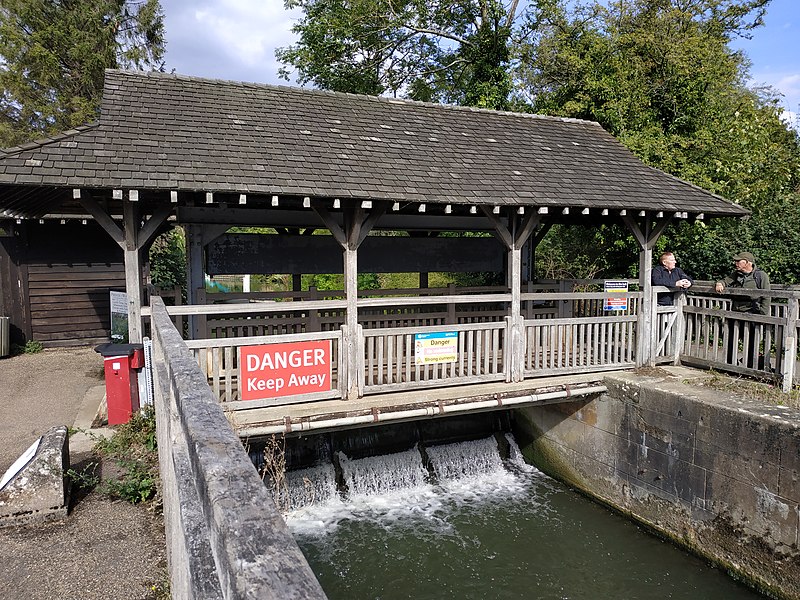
[714, 251, 771, 368]
[652, 251, 693, 306]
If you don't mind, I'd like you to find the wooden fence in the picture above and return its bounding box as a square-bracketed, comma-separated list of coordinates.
[184, 329, 345, 408]
[680, 286, 799, 391]
[143, 280, 800, 412]
[360, 321, 508, 395]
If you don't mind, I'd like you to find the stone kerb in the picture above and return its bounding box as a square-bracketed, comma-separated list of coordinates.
[0, 426, 70, 527]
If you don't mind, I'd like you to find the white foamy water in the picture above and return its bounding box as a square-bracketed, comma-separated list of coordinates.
[275, 463, 338, 512]
[426, 436, 504, 481]
[285, 435, 544, 536]
[339, 446, 429, 496]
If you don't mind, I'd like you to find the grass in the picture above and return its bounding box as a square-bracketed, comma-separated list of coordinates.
[68, 406, 161, 507]
[692, 370, 800, 409]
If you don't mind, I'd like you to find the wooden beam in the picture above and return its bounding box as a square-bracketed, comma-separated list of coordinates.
[345, 206, 365, 250]
[138, 203, 174, 248]
[356, 201, 390, 247]
[514, 212, 542, 248]
[480, 206, 513, 249]
[79, 194, 124, 248]
[123, 200, 143, 343]
[200, 224, 231, 247]
[312, 203, 346, 247]
[530, 221, 552, 249]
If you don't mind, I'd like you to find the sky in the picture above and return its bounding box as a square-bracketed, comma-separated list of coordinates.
[161, 0, 800, 125]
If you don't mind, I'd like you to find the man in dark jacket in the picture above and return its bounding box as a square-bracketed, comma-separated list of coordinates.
[714, 251, 770, 315]
[714, 251, 771, 368]
[651, 252, 693, 306]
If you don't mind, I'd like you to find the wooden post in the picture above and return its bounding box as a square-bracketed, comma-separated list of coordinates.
[509, 246, 523, 382]
[781, 296, 798, 393]
[313, 200, 388, 400]
[185, 224, 205, 339]
[639, 246, 654, 366]
[344, 244, 358, 399]
[623, 215, 671, 367]
[480, 208, 541, 383]
[672, 292, 687, 365]
[447, 283, 457, 325]
[123, 200, 143, 343]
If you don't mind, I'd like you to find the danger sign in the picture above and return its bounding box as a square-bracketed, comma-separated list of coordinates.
[239, 340, 332, 401]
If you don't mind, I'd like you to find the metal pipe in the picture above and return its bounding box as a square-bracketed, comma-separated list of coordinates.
[236, 385, 608, 438]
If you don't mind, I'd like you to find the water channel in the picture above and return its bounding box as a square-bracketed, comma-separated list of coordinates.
[278, 435, 764, 599]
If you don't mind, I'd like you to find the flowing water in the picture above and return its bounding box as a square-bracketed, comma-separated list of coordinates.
[281, 434, 764, 600]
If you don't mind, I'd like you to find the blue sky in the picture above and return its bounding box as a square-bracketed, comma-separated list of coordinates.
[161, 0, 799, 124]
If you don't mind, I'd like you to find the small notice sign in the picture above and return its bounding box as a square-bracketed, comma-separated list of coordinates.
[604, 280, 629, 311]
[239, 340, 332, 401]
[110, 290, 128, 342]
[415, 331, 458, 365]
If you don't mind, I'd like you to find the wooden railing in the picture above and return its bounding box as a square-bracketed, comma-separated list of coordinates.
[145, 284, 651, 406]
[520, 291, 640, 377]
[360, 321, 508, 395]
[185, 329, 345, 408]
[679, 286, 799, 391]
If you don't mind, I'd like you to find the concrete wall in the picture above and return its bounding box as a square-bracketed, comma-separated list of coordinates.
[150, 297, 328, 599]
[514, 368, 800, 599]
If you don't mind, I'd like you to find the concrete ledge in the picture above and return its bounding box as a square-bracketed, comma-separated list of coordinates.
[150, 297, 328, 599]
[514, 369, 800, 600]
[0, 426, 70, 527]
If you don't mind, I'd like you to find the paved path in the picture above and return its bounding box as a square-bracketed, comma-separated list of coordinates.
[0, 347, 166, 599]
[0, 347, 103, 471]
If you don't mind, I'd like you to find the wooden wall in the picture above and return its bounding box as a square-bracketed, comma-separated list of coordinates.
[4, 221, 125, 346]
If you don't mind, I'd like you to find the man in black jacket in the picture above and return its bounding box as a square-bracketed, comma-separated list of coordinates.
[651, 252, 693, 306]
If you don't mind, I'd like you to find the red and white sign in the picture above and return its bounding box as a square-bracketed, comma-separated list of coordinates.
[239, 340, 332, 401]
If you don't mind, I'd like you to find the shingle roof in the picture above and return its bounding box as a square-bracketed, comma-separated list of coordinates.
[0, 69, 747, 217]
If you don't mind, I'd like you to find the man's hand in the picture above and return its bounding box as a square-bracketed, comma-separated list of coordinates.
[677, 279, 692, 289]
[715, 282, 724, 293]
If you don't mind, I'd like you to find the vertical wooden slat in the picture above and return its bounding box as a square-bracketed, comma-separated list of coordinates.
[458, 331, 465, 377]
[467, 330, 475, 376]
[367, 336, 375, 386]
[410, 334, 418, 382]
[492, 328, 499, 373]
[212, 347, 221, 400]
[224, 346, 233, 402]
[386, 333, 394, 384]
[377, 335, 385, 385]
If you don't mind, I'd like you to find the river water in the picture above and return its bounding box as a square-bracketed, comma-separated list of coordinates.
[282, 435, 763, 600]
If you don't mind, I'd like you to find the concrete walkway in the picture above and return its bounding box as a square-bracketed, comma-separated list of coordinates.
[0, 347, 166, 600]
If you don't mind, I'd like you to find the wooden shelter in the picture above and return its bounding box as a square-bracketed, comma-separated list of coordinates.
[0, 70, 748, 373]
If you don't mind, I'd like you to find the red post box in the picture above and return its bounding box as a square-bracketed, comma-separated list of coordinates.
[95, 343, 144, 425]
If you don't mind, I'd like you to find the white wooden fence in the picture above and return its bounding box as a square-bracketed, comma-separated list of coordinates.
[359, 321, 508, 395]
[147, 282, 799, 409]
[678, 285, 799, 391]
[184, 329, 345, 408]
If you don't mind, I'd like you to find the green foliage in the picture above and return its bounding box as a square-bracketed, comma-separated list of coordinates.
[304, 272, 381, 291]
[148, 228, 186, 290]
[94, 406, 160, 505]
[11, 340, 45, 355]
[277, 0, 526, 109]
[517, 0, 800, 283]
[0, 0, 165, 147]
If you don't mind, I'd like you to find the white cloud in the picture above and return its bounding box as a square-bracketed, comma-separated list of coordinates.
[162, 0, 301, 84]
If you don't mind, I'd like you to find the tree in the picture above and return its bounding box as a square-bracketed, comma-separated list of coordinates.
[0, 0, 165, 147]
[277, 0, 533, 109]
[518, 0, 800, 282]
